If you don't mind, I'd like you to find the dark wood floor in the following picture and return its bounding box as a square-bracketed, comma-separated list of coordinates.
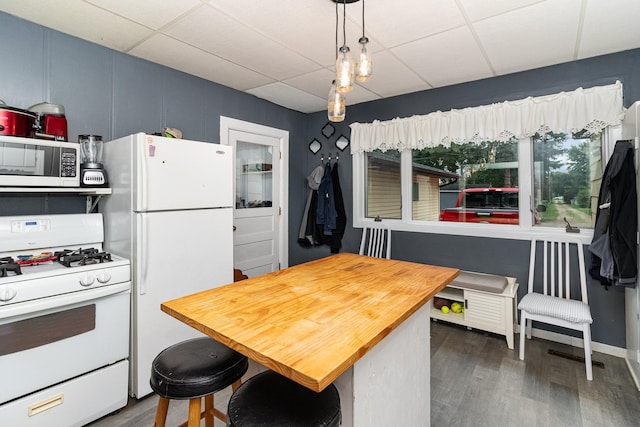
[90, 320, 640, 426]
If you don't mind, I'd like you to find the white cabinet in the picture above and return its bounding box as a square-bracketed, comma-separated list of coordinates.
[430, 279, 518, 349]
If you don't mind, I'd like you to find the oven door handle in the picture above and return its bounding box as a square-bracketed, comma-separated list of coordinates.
[0, 282, 131, 320]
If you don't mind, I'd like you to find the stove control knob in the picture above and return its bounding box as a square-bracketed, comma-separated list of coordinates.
[97, 272, 112, 283]
[0, 286, 17, 302]
[79, 275, 95, 287]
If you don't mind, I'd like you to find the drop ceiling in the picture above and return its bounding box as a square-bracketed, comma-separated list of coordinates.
[1, 0, 639, 114]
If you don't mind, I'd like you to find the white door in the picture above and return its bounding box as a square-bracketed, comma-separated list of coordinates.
[220, 117, 289, 277]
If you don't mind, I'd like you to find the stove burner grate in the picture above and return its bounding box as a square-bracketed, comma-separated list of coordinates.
[55, 248, 113, 268]
[0, 256, 22, 277]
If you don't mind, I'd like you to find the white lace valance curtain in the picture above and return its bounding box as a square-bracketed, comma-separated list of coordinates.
[349, 81, 624, 154]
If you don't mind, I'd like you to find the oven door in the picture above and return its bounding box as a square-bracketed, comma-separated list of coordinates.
[0, 282, 130, 404]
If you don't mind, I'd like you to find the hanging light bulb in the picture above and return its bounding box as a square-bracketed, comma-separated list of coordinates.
[356, 37, 372, 82]
[328, 80, 346, 122]
[355, 0, 372, 82]
[335, 0, 354, 93]
[336, 45, 354, 93]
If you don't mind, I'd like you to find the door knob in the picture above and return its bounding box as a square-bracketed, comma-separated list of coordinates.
[233, 225, 237, 231]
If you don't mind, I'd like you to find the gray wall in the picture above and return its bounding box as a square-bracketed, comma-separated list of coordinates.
[0, 11, 306, 217]
[1, 11, 637, 348]
[296, 49, 640, 348]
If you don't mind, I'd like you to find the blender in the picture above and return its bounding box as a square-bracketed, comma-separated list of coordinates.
[79, 134, 108, 187]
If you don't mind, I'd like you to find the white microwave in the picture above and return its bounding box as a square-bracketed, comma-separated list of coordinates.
[0, 135, 80, 187]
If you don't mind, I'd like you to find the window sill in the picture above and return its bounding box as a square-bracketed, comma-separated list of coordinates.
[354, 218, 594, 245]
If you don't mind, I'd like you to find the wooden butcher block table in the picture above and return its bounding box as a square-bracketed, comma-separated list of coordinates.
[161, 252, 458, 426]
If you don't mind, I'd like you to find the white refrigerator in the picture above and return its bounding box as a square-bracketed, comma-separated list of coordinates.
[100, 132, 233, 398]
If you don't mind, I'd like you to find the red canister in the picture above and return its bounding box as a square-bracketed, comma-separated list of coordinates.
[0, 106, 36, 137]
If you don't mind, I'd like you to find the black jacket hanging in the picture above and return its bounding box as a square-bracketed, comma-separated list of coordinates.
[298, 165, 325, 247]
[589, 140, 637, 288]
[328, 162, 346, 253]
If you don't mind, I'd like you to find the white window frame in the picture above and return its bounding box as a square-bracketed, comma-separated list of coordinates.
[352, 125, 621, 245]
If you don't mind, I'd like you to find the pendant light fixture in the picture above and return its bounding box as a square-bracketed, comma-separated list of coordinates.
[356, 0, 372, 82]
[327, 0, 372, 122]
[335, 0, 354, 94]
[328, 80, 346, 122]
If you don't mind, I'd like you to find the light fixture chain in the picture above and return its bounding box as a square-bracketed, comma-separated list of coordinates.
[362, 0, 365, 37]
[342, 0, 347, 48]
[335, 0, 339, 59]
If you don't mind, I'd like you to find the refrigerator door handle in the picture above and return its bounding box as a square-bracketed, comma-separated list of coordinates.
[139, 214, 148, 295]
[138, 135, 149, 212]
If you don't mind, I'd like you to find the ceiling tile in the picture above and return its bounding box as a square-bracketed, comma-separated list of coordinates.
[284, 69, 337, 99]
[347, 83, 381, 106]
[246, 82, 325, 114]
[391, 27, 492, 88]
[356, 0, 465, 48]
[210, 0, 336, 67]
[209, 0, 381, 68]
[129, 34, 273, 91]
[283, 69, 380, 112]
[86, 0, 202, 30]
[164, 5, 322, 80]
[0, 0, 152, 51]
[458, 0, 544, 22]
[359, 50, 431, 98]
[473, 0, 582, 75]
[578, 0, 640, 60]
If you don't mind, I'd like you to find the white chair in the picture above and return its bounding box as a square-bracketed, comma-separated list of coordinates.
[518, 236, 593, 380]
[359, 223, 391, 259]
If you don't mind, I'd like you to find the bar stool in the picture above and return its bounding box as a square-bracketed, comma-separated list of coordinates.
[226, 370, 341, 426]
[150, 337, 249, 427]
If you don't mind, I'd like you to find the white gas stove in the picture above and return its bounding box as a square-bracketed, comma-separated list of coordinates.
[0, 214, 131, 426]
[0, 248, 130, 307]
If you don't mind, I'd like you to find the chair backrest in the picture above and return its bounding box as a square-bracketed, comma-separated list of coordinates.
[527, 236, 588, 304]
[359, 224, 391, 259]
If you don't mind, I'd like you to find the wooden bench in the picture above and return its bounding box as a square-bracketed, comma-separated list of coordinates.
[430, 271, 518, 349]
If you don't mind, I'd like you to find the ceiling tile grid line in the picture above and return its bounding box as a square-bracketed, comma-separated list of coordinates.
[454, 0, 498, 77]
[572, 0, 588, 60]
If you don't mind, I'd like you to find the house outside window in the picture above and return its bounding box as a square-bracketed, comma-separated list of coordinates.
[365, 150, 458, 221]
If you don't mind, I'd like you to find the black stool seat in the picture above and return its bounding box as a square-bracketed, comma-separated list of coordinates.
[227, 370, 341, 427]
[150, 337, 248, 399]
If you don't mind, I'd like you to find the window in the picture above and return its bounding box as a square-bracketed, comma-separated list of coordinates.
[354, 128, 618, 241]
[365, 150, 401, 219]
[351, 82, 623, 241]
[410, 139, 519, 224]
[533, 132, 602, 229]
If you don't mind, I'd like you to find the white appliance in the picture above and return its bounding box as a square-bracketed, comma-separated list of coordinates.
[622, 101, 640, 389]
[0, 214, 131, 426]
[0, 134, 80, 187]
[100, 132, 233, 398]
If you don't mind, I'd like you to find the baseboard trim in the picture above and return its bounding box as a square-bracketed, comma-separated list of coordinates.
[523, 326, 626, 358]
[624, 357, 640, 390]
